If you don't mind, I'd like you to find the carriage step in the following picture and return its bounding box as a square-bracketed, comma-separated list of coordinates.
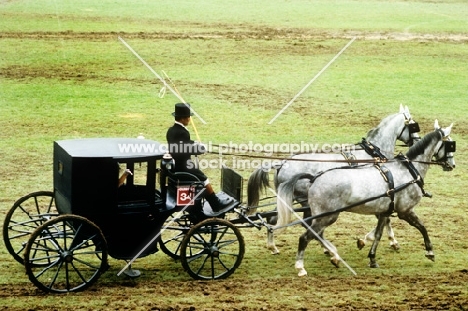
[122, 267, 141, 278]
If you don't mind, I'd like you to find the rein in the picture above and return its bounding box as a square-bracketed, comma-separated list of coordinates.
[206, 149, 383, 164]
[208, 142, 393, 156]
[206, 145, 446, 167]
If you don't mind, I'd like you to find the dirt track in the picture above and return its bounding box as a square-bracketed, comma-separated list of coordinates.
[2, 270, 468, 310]
[1, 28, 468, 42]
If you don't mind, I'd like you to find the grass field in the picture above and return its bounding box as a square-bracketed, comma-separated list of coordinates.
[1, 0, 468, 310]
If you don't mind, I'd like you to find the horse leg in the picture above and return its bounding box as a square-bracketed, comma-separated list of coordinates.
[267, 229, 279, 255]
[295, 216, 341, 276]
[399, 211, 434, 261]
[358, 227, 375, 250]
[295, 229, 313, 277]
[367, 214, 388, 268]
[264, 215, 280, 254]
[384, 217, 400, 250]
[358, 216, 399, 250]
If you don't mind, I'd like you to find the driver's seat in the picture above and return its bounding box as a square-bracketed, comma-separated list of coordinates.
[165, 171, 204, 211]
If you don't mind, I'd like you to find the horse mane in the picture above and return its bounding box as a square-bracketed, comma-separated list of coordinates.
[405, 130, 441, 159]
[366, 113, 398, 139]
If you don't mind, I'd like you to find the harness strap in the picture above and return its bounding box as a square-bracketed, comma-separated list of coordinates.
[275, 157, 429, 231]
[341, 152, 358, 167]
[359, 138, 388, 162]
[395, 153, 427, 196]
[374, 164, 395, 216]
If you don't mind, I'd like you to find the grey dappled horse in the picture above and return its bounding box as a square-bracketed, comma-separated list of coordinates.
[275, 120, 455, 276]
[247, 104, 421, 254]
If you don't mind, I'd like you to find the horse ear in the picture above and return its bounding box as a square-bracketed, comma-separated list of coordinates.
[443, 123, 454, 137]
[404, 105, 411, 118]
[434, 119, 440, 130]
[399, 104, 404, 113]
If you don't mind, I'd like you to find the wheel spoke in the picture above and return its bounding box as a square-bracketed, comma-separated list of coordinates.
[3, 191, 58, 265]
[181, 218, 244, 280]
[24, 215, 108, 293]
[45, 260, 64, 291]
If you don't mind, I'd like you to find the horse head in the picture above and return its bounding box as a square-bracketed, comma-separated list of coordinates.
[398, 104, 421, 147]
[433, 120, 456, 171]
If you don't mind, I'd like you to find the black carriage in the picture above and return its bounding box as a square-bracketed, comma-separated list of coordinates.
[3, 138, 246, 293]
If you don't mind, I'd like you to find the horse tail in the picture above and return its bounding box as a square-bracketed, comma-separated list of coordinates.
[247, 167, 270, 213]
[275, 173, 315, 233]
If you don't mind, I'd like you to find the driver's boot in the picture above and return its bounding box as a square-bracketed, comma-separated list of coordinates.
[206, 192, 234, 212]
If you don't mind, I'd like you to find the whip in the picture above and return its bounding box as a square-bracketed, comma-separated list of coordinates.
[118, 36, 206, 130]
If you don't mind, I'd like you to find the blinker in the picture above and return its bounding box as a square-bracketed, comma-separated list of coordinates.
[444, 141, 456, 153]
[407, 122, 420, 133]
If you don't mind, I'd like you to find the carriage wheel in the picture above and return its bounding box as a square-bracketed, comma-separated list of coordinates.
[24, 215, 108, 293]
[159, 211, 193, 260]
[180, 218, 244, 280]
[3, 191, 59, 265]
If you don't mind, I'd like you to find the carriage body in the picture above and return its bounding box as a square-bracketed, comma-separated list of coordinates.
[4, 137, 246, 293]
[53, 138, 168, 259]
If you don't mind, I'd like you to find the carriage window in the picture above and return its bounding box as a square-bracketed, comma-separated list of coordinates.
[132, 162, 148, 185]
[118, 162, 148, 186]
[117, 161, 149, 203]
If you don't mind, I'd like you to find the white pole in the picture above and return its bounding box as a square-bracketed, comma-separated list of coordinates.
[118, 36, 206, 124]
[268, 37, 356, 124]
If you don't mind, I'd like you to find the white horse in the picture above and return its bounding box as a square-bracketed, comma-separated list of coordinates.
[275, 120, 455, 276]
[247, 104, 421, 254]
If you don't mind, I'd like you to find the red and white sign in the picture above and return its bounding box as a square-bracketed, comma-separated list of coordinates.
[176, 186, 195, 206]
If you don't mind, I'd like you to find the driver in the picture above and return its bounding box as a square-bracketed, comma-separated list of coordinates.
[166, 103, 233, 212]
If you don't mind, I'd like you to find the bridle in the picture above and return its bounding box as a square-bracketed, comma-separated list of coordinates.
[397, 112, 421, 146]
[433, 134, 456, 171]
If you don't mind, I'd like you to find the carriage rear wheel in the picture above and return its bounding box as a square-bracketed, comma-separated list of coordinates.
[180, 218, 244, 280]
[3, 191, 59, 265]
[24, 215, 108, 293]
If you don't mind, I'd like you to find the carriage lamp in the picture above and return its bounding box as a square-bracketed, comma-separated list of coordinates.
[162, 153, 175, 171]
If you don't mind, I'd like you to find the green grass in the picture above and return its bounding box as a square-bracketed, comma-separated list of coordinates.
[1, 0, 467, 33]
[1, 0, 468, 310]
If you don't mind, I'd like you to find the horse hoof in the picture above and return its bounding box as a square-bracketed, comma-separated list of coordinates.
[390, 243, 400, 251]
[297, 269, 308, 277]
[267, 246, 280, 255]
[330, 258, 340, 268]
[357, 239, 366, 250]
[369, 262, 379, 268]
[425, 253, 435, 262]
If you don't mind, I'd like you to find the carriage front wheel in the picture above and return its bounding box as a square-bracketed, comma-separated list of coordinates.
[180, 218, 244, 280]
[3, 191, 59, 265]
[24, 215, 108, 293]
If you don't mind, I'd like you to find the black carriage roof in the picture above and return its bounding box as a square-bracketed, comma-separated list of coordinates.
[54, 138, 166, 160]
